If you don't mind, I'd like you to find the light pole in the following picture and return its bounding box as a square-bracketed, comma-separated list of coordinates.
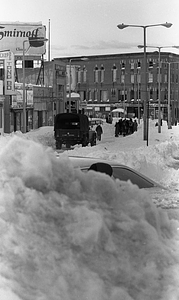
[117, 22, 172, 145]
[68, 57, 88, 113]
[23, 37, 48, 133]
[138, 44, 177, 134]
[167, 61, 179, 129]
[136, 69, 141, 124]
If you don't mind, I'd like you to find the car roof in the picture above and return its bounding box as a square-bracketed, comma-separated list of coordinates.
[67, 156, 163, 188]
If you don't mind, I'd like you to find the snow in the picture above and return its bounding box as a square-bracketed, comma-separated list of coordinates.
[1, 118, 179, 300]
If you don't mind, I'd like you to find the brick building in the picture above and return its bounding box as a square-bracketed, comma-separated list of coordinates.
[58, 52, 179, 123]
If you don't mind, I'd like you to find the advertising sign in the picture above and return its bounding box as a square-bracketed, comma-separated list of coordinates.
[0, 22, 46, 57]
[12, 83, 33, 108]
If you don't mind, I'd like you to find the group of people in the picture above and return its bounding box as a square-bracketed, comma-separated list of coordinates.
[115, 118, 138, 137]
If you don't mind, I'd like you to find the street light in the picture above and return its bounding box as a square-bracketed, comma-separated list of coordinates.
[138, 44, 178, 134]
[68, 57, 88, 113]
[117, 22, 172, 146]
[23, 37, 48, 133]
[166, 61, 179, 129]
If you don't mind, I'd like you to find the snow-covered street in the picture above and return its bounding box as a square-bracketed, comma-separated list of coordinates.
[1, 119, 179, 300]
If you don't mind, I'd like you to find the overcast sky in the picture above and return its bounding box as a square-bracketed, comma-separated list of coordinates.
[1, 0, 179, 59]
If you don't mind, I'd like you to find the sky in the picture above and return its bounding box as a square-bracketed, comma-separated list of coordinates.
[1, 0, 179, 59]
[1, 119, 179, 299]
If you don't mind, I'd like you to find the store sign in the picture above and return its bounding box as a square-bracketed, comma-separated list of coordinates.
[0, 22, 46, 56]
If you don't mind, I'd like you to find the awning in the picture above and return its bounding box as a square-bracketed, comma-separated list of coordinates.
[111, 108, 125, 113]
[66, 92, 80, 98]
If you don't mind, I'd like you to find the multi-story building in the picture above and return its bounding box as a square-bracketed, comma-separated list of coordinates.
[58, 52, 179, 123]
[15, 59, 66, 132]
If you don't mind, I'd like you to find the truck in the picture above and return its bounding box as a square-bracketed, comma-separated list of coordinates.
[54, 113, 96, 149]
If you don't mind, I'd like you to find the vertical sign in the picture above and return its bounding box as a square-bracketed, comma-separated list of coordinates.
[4, 51, 15, 95]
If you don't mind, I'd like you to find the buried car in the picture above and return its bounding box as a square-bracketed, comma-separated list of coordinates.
[56, 155, 164, 189]
[56, 155, 179, 215]
[67, 156, 179, 211]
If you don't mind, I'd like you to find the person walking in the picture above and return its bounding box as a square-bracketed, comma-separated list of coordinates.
[133, 119, 138, 132]
[96, 124, 103, 141]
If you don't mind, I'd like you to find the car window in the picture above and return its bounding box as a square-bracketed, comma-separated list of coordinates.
[112, 167, 154, 189]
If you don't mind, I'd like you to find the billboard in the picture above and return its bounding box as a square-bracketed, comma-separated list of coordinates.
[0, 22, 46, 57]
[12, 83, 33, 108]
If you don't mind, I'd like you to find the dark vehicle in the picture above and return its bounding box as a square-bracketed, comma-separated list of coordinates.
[54, 113, 96, 149]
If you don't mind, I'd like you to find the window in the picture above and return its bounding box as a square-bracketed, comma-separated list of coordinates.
[94, 89, 98, 101]
[34, 60, 41, 68]
[157, 70, 161, 83]
[137, 74, 141, 84]
[80, 91, 86, 101]
[149, 88, 153, 99]
[131, 74, 135, 84]
[25, 60, 33, 68]
[112, 65, 117, 82]
[130, 89, 134, 100]
[83, 66, 87, 83]
[148, 71, 153, 83]
[121, 62, 125, 69]
[100, 90, 108, 102]
[112, 167, 154, 189]
[100, 65, 105, 83]
[77, 68, 81, 84]
[130, 62, 134, 69]
[171, 73, 175, 83]
[15, 60, 22, 68]
[137, 61, 141, 69]
[148, 60, 153, 68]
[164, 74, 168, 83]
[88, 90, 92, 101]
[164, 88, 168, 100]
[111, 88, 116, 97]
[94, 66, 99, 83]
[121, 74, 125, 83]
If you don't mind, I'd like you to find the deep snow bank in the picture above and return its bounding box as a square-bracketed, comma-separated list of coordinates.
[0, 136, 179, 300]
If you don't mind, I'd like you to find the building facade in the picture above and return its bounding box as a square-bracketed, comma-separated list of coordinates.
[58, 52, 179, 123]
[10, 59, 66, 132]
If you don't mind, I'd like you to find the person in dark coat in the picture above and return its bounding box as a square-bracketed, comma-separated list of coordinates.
[96, 124, 103, 141]
[129, 118, 134, 134]
[115, 121, 120, 137]
[133, 119, 138, 132]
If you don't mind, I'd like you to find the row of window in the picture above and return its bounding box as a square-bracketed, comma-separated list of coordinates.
[76, 60, 179, 84]
[78, 87, 172, 102]
[76, 68, 178, 84]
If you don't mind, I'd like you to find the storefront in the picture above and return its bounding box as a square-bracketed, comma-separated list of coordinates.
[11, 83, 53, 132]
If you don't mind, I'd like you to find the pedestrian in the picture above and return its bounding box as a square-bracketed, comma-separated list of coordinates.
[115, 121, 120, 137]
[129, 118, 134, 134]
[96, 124, 103, 141]
[118, 118, 123, 135]
[133, 119, 138, 132]
[122, 118, 127, 136]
